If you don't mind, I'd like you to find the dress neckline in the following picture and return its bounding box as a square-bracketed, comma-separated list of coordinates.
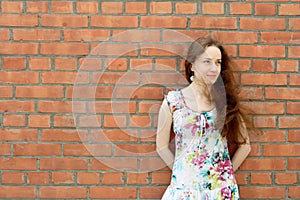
[179, 89, 216, 114]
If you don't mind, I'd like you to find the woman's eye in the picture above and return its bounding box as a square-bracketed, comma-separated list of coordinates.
[204, 60, 211, 63]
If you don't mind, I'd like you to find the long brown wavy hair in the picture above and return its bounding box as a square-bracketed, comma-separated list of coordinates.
[185, 37, 254, 145]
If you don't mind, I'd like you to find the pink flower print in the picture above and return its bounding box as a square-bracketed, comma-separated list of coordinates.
[192, 152, 209, 169]
[184, 116, 203, 136]
[221, 186, 232, 200]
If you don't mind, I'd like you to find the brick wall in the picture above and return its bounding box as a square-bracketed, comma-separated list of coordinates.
[0, 0, 299, 199]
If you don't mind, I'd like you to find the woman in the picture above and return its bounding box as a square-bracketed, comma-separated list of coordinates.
[156, 37, 253, 199]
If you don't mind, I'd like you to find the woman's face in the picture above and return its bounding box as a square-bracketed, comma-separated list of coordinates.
[191, 45, 222, 85]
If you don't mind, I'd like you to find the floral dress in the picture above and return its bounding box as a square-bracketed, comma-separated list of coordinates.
[161, 90, 239, 200]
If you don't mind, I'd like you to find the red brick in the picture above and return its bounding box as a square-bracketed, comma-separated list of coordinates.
[41, 43, 88, 56]
[249, 130, 286, 143]
[261, 32, 300, 44]
[125, 2, 147, 14]
[241, 102, 284, 114]
[40, 158, 87, 170]
[29, 58, 51, 70]
[0, 100, 34, 112]
[16, 86, 63, 98]
[152, 171, 172, 184]
[162, 30, 209, 42]
[78, 57, 102, 71]
[28, 115, 50, 128]
[279, 4, 300, 15]
[90, 43, 138, 56]
[13, 29, 60, 41]
[0, 144, 10, 156]
[103, 115, 126, 128]
[255, 4, 276, 15]
[90, 158, 138, 171]
[190, 16, 236, 29]
[140, 186, 166, 199]
[150, 2, 172, 14]
[77, 172, 100, 184]
[39, 186, 86, 199]
[76, 2, 98, 14]
[288, 130, 300, 142]
[175, 2, 197, 14]
[241, 74, 287, 85]
[1, 1, 23, 13]
[141, 16, 187, 28]
[91, 16, 138, 28]
[266, 87, 300, 100]
[289, 186, 300, 198]
[250, 172, 272, 184]
[154, 58, 177, 70]
[27, 172, 50, 184]
[67, 86, 114, 99]
[38, 101, 86, 113]
[3, 57, 26, 70]
[249, 144, 260, 156]
[26, 1, 48, 13]
[140, 43, 187, 57]
[252, 60, 275, 72]
[279, 116, 300, 128]
[93, 71, 139, 84]
[276, 172, 298, 184]
[0, 186, 36, 198]
[290, 74, 300, 86]
[287, 102, 300, 114]
[14, 143, 61, 156]
[88, 101, 136, 114]
[0, 158, 37, 170]
[0, 42, 38, 55]
[140, 158, 169, 171]
[127, 172, 149, 184]
[239, 186, 286, 199]
[90, 187, 136, 198]
[212, 32, 258, 44]
[42, 72, 89, 84]
[53, 115, 76, 128]
[235, 172, 249, 185]
[202, 2, 224, 14]
[277, 60, 298, 72]
[64, 29, 110, 42]
[50, 1, 73, 13]
[230, 3, 252, 14]
[142, 72, 186, 85]
[140, 129, 157, 142]
[240, 18, 285, 30]
[41, 129, 88, 142]
[3, 114, 26, 127]
[240, 87, 263, 100]
[139, 101, 161, 113]
[113, 29, 160, 42]
[101, 2, 123, 14]
[52, 172, 74, 184]
[102, 172, 124, 184]
[40, 15, 88, 27]
[54, 58, 76, 70]
[253, 116, 276, 128]
[114, 144, 156, 157]
[240, 45, 285, 58]
[0, 71, 39, 84]
[263, 144, 300, 156]
[289, 18, 300, 30]
[288, 158, 300, 170]
[0, 86, 12, 98]
[130, 59, 152, 70]
[240, 158, 286, 170]
[78, 115, 102, 128]
[0, 129, 38, 142]
[0, 29, 10, 40]
[0, 14, 37, 26]
[64, 144, 112, 156]
[289, 46, 300, 58]
[90, 129, 138, 143]
[116, 86, 163, 99]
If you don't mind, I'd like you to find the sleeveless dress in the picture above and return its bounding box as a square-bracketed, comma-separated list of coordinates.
[161, 90, 239, 200]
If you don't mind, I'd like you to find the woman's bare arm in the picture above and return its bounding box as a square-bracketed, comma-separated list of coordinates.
[231, 119, 251, 172]
[156, 99, 174, 170]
